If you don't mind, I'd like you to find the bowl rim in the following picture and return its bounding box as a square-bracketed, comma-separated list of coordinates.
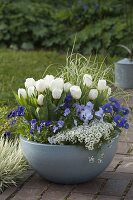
[20, 135, 119, 149]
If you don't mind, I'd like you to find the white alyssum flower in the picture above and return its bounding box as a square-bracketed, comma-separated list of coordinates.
[64, 82, 72, 92]
[36, 79, 47, 93]
[83, 74, 92, 87]
[28, 86, 36, 97]
[37, 94, 44, 106]
[97, 79, 107, 90]
[50, 78, 64, 91]
[18, 88, 27, 99]
[25, 78, 36, 88]
[89, 89, 98, 100]
[43, 75, 54, 89]
[70, 85, 82, 99]
[49, 119, 114, 151]
[52, 88, 62, 99]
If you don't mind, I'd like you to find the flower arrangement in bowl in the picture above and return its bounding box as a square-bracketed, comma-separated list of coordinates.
[7, 55, 130, 184]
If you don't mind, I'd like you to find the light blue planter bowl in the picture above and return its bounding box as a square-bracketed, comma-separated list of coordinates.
[20, 136, 118, 184]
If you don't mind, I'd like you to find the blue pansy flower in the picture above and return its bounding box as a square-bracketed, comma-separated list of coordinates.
[124, 123, 129, 129]
[17, 106, 25, 116]
[45, 120, 52, 126]
[7, 110, 16, 119]
[64, 108, 70, 117]
[109, 97, 120, 112]
[40, 120, 52, 128]
[109, 97, 118, 103]
[113, 114, 129, 129]
[7, 106, 25, 119]
[95, 108, 104, 119]
[121, 107, 129, 115]
[74, 103, 85, 114]
[112, 101, 120, 112]
[30, 119, 37, 134]
[86, 102, 94, 110]
[102, 103, 113, 113]
[52, 126, 59, 133]
[80, 109, 93, 123]
[57, 120, 64, 128]
[64, 93, 72, 103]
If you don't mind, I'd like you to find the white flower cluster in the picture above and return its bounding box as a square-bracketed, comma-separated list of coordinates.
[17, 74, 111, 106]
[49, 120, 114, 150]
[17, 75, 81, 106]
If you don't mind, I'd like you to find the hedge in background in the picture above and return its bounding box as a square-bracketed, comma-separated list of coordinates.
[0, 0, 132, 55]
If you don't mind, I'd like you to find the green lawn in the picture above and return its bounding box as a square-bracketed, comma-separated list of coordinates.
[0, 50, 66, 106]
[0, 49, 117, 107]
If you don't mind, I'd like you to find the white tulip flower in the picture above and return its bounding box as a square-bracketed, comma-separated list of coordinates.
[52, 88, 63, 99]
[36, 79, 47, 93]
[43, 75, 54, 89]
[25, 78, 36, 88]
[107, 87, 111, 96]
[50, 78, 64, 91]
[28, 86, 36, 97]
[64, 82, 72, 92]
[89, 89, 98, 100]
[83, 74, 92, 87]
[37, 94, 44, 106]
[70, 85, 82, 99]
[97, 79, 107, 90]
[18, 88, 27, 99]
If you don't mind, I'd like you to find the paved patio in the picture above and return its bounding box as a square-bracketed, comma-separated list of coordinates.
[1, 100, 133, 200]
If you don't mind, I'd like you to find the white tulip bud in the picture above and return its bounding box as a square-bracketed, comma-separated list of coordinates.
[36, 79, 47, 93]
[18, 88, 27, 99]
[28, 86, 36, 97]
[70, 85, 82, 99]
[52, 88, 62, 99]
[89, 89, 98, 100]
[43, 75, 54, 89]
[107, 87, 111, 96]
[37, 94, 44, 106]
[83, 74, 92, 87]
[64, 82, 72, 92]
[50, 78, 64, 91]
[25, 78, 36, 88]
[98, 80, 107, 90]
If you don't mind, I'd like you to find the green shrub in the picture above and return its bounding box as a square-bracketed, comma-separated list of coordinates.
[0, 0, 132, 55]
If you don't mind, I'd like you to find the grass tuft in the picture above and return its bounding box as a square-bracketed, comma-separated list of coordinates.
[0, 138, 27, 192]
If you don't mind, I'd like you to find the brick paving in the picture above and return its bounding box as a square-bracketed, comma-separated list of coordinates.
[1, 108, 133, 199]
